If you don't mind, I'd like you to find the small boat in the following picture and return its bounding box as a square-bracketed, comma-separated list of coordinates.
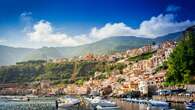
[84, 96, 101, 107]
[88, 97, 117, 107]
[123, 98, 136, 102]
[123, 98, 148, 104]
[96, 100, 117, 107]
[138, 99, 148, 104]
[185, 102, 195, 110]
[149, 100, 170, 107]
[96, 105, 120, 110]
[58, 96, 80, 108]
[85, 97, 120, 110]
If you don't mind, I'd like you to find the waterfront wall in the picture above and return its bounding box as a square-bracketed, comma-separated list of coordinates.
[153, 95, 195, 103]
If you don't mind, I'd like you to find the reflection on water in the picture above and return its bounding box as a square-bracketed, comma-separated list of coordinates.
[170, 103, 185, 110]
[114, 99, 159, 110]
[114, 99, 185, 110]
[0, 97, 86, 110]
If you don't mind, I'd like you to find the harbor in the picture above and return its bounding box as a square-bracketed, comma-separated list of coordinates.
[0, 95, 187, 110]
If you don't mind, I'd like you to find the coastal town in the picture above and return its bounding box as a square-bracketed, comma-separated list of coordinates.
[1, 0, 195, 109]
[0, 40, 195, 103]
[0, 33, 195, 110]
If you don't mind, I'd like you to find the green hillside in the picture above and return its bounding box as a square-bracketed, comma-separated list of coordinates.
[0, 60, 96, 84]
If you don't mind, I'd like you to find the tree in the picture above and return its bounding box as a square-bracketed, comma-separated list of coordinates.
[165, 26, 195, 85]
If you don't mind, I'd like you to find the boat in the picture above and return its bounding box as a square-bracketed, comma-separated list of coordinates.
[96, 99, 117, 107]
[84, 97, 120, 110]
[138, 99, 148, 104]
[149, 100, 170, 107]
[185, 102, 195, 110]
[123, 98, 148, 104]
[88, 97, 116, 107]
[58, 96, 80, 108]
[96, 105, 120, 110]
[85, 97, 103, 107]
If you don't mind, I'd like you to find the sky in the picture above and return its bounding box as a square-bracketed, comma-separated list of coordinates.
[0, 0, 195, 48]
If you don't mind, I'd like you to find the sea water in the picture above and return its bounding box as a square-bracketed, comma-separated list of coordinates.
[0, 97, 56, 110]
[0, 96, 185, 110]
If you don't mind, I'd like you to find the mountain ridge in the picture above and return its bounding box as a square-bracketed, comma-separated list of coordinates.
[0, 32, 182, 65]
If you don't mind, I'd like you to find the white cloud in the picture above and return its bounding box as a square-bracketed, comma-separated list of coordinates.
[89, 23, 137, 39]
[27, 14, 195, 47]
[90, 14, 195, 38]
[27, 20, 90, 46]
[0, 39, 6, 43]
[166, 5, 181, 12]
[137, 14, 194, 37]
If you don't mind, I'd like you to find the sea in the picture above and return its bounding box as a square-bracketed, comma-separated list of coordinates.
[0, 96, 185, 110]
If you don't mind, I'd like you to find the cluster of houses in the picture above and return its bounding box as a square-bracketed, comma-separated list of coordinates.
[0, 41, 183, 97]
[91, 41, 176, 96]
[43, 41, 177, 96]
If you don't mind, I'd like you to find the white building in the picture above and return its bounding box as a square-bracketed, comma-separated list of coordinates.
[138, 81, 148, 95]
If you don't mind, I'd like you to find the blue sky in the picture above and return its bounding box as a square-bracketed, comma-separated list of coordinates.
[0, 0, 195, 48]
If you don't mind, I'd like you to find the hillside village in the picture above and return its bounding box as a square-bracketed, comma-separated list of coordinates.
[0, 40, 178, 97]
[63, 41, 176, 96]
[1, 1, 195, 109]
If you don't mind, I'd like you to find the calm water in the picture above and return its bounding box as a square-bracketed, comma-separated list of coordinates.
[0, 97, 57, 110]
[0, 96, 84, 110]
[0, 96, 185, 110]
[114, 99, 185, 110]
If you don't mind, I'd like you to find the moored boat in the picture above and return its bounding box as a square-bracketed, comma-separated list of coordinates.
[123, 98, 148, 104]
[84, 97, 120, 110]
[185, 102, 195, 110]
[96, 105, 120, 110]
[58, 96, 80, 108]
[149, 100, 170, 107]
